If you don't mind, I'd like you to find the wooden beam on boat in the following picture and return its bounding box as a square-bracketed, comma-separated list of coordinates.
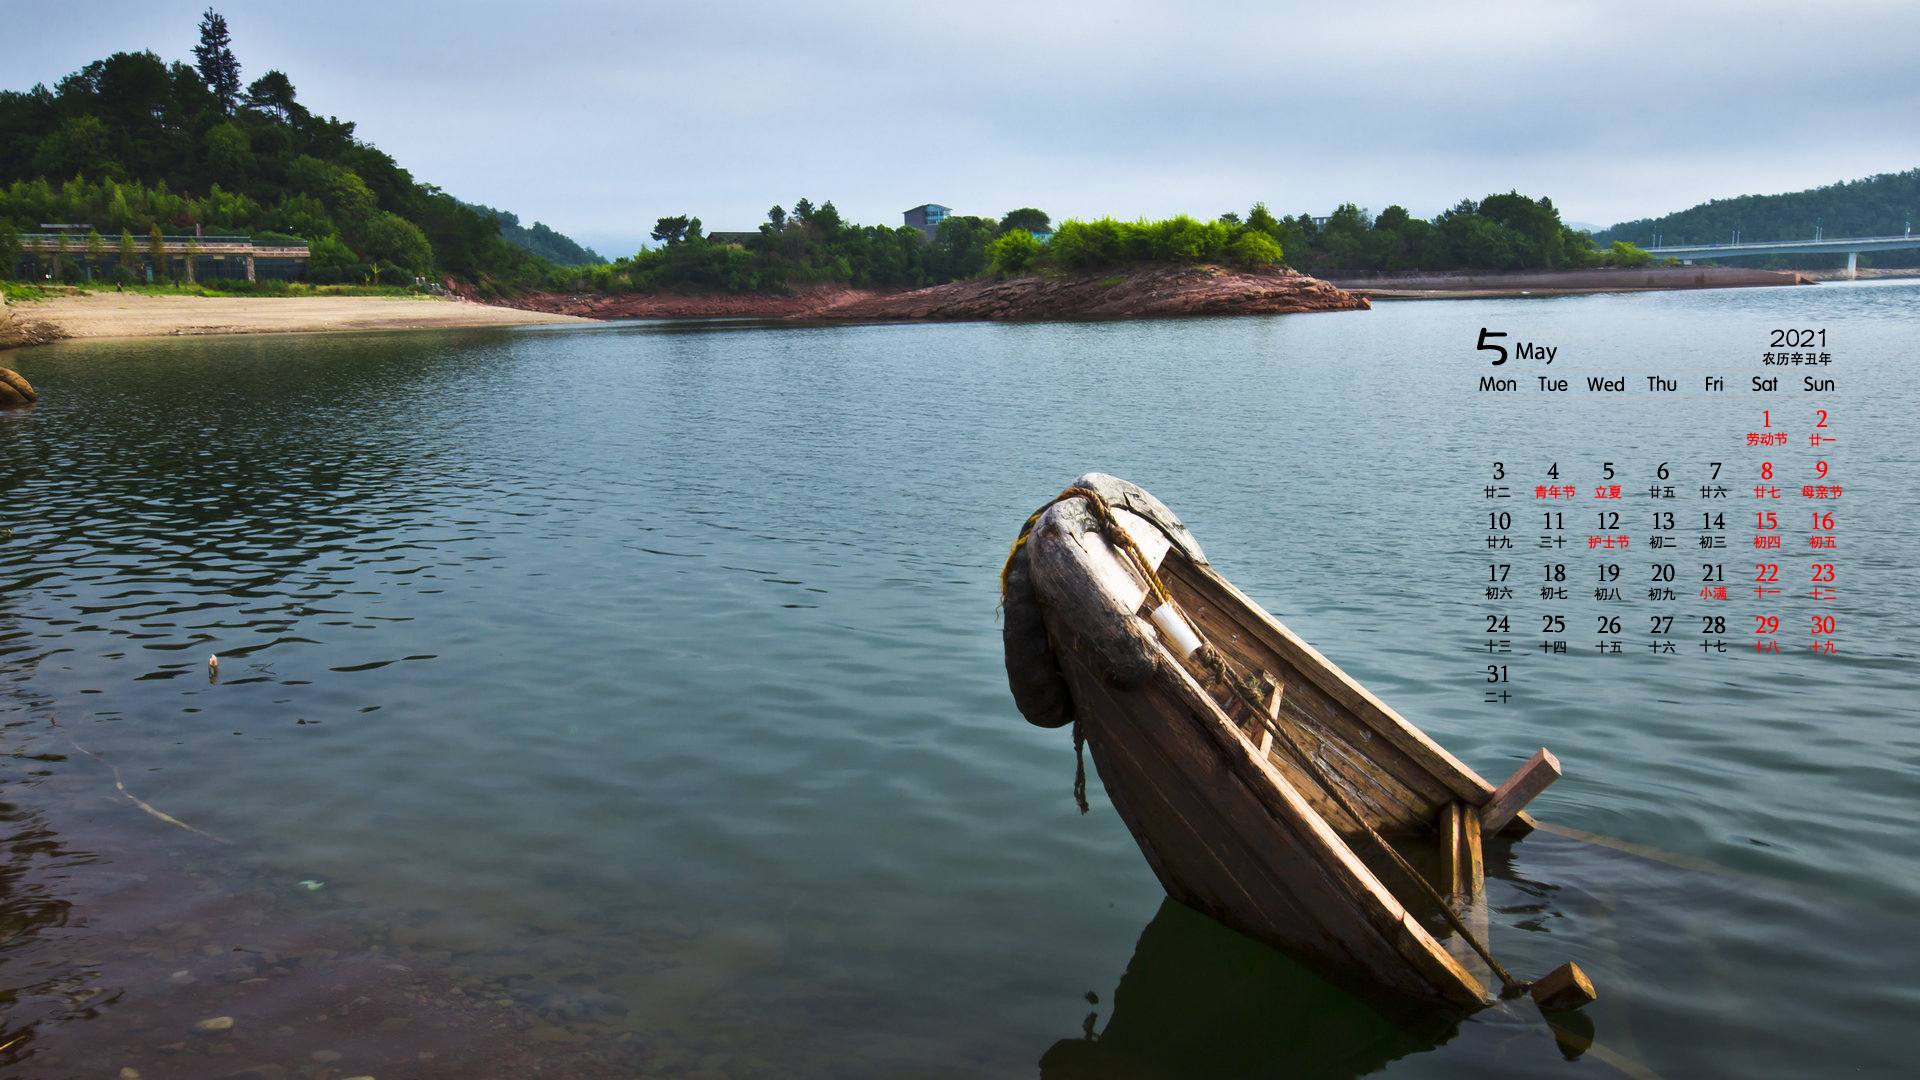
[1435, 801, 1485, 909]
[1460, 803, 1484, 902]
[1437, 802, 1463, 902]
[1481, 749, 1561, 835]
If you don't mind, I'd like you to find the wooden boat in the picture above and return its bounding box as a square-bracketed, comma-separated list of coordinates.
[1003, 474, 1580, 1011]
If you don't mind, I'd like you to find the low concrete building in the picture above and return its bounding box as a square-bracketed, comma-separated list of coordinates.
[13, 232, 310, 284]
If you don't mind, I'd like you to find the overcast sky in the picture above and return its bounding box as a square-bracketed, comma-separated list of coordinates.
[10, 1, 1918, 256]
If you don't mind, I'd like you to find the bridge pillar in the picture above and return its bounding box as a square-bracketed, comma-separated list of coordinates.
[1846, 251, 1857, 280]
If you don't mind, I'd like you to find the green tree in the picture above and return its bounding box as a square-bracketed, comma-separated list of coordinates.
[289, 157, 376, 230]
[307, 234, 354, 270]
[118, 227, 137, 281]
[364, 211, 433, 273]
[999, 207, 1050, 235]
[32, 115, 118, 178]
[148, 224, 167, 280]
[242, 70, 302, 122]
[1245, 202, 1283, 239]
[193, 8, 242, 114]
[204, 121, 254, 179]
[0, 221, 19, 281]
[650, 215, 693, 245]
[85, 228, 105, 279]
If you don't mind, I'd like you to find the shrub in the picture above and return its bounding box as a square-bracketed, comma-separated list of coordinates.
[1603, 240, 1652, 267]
[987, 229, 1042, 276]
[1228, 231, 1284, 266]
[1147, 215, 1231, 262]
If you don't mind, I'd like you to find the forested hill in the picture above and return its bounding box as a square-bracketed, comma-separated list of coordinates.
[460, 202, 603, 266]
[1597, 169, 1920, 263]
[0, 9, 591, 287]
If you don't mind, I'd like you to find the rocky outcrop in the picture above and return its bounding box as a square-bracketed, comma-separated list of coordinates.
[498, 265, 1368, 324]
[0, 299, 66, 351]
[813, 264, 1366, 321]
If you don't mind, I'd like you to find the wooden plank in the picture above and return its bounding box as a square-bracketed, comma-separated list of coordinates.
[1174, 583, 1451, 828]
[1257, 676, 1277, 758]
[1167, 558, 1508, 808]
[1132, 646, 1489, 1006]
[1068, 665, 1400, 979]
[1530, 961, 1597, 1012]
[1060, 641, 1488, 1007]
[1437, 802, 1463, 902]
[1460, 803, 1484, 902]
[1481, 748, 1561, 834]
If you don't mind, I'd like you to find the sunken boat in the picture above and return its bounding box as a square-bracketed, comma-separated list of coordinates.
[1002, 474, 1588, 1012]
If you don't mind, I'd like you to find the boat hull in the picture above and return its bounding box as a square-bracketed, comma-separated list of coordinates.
[1022, 482, 1494, 1009]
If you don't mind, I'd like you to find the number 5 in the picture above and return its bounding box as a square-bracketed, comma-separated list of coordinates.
[1477, 328, 1509, 365]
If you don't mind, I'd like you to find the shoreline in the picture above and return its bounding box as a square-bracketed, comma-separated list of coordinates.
[1321, 265, 1816, 300]
[7, 263, 1896, 352]
[2, 291, 591, 349]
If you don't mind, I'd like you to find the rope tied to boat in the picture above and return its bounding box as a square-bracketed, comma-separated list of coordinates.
[1012, 485, 1532, 998]
[1071, 721, 1090, 815]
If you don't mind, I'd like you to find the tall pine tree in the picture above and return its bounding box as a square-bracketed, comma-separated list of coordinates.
[193, 8, 242, 114]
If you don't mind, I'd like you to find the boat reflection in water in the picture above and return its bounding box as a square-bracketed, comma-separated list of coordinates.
[1039, 898, 1459, 1080]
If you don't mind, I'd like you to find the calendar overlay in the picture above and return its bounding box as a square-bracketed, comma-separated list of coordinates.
[1473, 328, 1838, 704]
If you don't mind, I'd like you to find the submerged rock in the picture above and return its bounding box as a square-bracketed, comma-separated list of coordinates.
[0, 366, 35, 406]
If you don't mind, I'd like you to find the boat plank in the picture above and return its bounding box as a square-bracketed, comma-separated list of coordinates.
[1172, 584, 1452, 828]
[1068, 658, 1465, 1002]
[1168, 557, 1533, 833]
[1062, 626, 1490, 1008]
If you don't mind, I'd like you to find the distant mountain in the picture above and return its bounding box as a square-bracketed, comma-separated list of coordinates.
[1597, 169, 1920, 267]
[460, 201, 603, 266]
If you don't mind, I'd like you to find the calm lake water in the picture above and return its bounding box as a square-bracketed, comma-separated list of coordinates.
[3, 282, 1916, 1078]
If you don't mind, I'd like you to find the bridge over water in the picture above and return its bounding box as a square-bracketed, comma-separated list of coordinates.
[1646, 233, 1920, 277]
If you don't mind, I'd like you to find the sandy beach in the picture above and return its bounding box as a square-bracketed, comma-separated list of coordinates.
[8, 291, 593, 343]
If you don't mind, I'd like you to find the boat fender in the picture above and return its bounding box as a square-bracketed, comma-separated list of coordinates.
[1027, 504, 1162, 692]
[1002, 543, 1076, 729]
